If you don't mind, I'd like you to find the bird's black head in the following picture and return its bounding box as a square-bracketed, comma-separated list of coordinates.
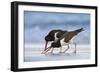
[45, 30, 56, 42]
[44, 31, 55, 50]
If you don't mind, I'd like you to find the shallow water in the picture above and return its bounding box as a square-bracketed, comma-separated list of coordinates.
[24, 44, 90, 62]
[24, 51, 90, 62]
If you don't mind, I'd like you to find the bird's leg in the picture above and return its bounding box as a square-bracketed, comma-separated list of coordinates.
[63, 44, 69, 53]
[49, 48, 54, 54]
[43, 47, 52, 54]
[59, 47, 63, 53]
[73, 43, 77, 54]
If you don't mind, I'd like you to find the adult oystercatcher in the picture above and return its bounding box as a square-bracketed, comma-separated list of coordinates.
[43, 28, 84, 54]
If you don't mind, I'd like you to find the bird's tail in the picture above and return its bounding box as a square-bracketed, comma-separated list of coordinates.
[75, 28, 84, 34]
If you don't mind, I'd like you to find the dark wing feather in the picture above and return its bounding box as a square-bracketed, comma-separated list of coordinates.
[56, 31, 67, 38]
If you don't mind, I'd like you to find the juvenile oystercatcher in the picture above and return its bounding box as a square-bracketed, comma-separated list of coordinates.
[43, 28, 84, 54]
[42, 30, 67, 53]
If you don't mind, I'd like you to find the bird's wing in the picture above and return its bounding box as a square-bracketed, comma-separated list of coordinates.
[64, 32, 78, 43]
[56, 32, 76, 43]
[55, 32, 68, 42]
[56, 32, 64, 38]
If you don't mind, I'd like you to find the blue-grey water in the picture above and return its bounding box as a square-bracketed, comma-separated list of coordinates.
[24, 44, 90, 62]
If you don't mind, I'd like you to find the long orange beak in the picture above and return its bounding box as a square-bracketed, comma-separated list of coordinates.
[44, 41, 48, 51]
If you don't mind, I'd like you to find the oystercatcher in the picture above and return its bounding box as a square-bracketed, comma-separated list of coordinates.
[43, 28, 84, 54]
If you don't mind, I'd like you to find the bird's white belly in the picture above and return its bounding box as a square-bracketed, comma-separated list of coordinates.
[60, 38, 68, 46]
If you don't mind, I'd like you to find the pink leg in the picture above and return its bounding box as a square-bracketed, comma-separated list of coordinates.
[43, 47, 52, 54]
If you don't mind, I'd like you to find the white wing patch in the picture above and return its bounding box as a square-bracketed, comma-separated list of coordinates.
[60, 36, 77, 46]
[54, 32, 59, 41]
[60, 38, 69, 46]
